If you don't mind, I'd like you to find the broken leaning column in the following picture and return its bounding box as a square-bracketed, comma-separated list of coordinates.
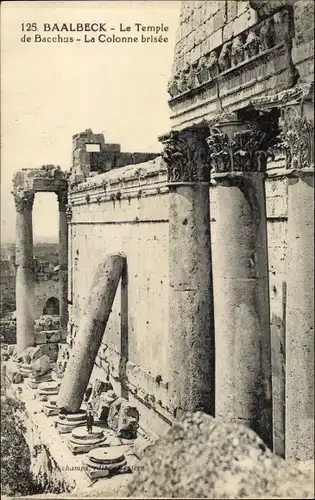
[57, 190, 69, 340]
[160, 127, 215, 417]
[279, 92, 314, 461]
[207, 113, 273, 450]
[57, 253, 126, 414]
[13, 187, 35, 354]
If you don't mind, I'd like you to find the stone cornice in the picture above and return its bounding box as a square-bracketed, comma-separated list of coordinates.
[69, 157, 166, 193]
[250, 82, 314, 110]
[69, 158, 168, 206]
[159, 128, 210, 183]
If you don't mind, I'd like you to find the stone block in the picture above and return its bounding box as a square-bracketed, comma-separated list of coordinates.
[293, 1, 314, 46]
[96, 390, 118, 422]
[227, 1, 238, 22]
[35, 331, 47, 344]
[208, 29, 223, 51]
[213, 9, 226, 32]
[107, 397, 126, 432]
[117, 401, 140, 439]
[223, 22, 234, 43]
[232, 12, 250, 38]
[31, 355, 51, 377]
[46, 330, 61, 343]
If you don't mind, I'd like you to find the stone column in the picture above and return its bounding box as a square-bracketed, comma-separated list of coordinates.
[57, 190, 68, 339]
[279, 97, 314, 460]
[160, 127, 215, 417]
[57, 253, 126, 413]
[207, 114, 273, 449]
[13, 187, 35, 354]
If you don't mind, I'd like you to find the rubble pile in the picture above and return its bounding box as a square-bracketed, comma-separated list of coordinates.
[124, 411, 314, 499]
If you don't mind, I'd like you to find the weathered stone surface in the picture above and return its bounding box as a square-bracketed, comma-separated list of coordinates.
[107, 397, 126, 433]
[34, 315, 60, 332]
[11, 370, 23, 384]
[18, 344, 58, 364]
[31, 355, 51, 377]
[124, 412, 314, 498]
[117, 401, 140, 439]
[88, 377, 113, 411]
[96, 390, 118, 421]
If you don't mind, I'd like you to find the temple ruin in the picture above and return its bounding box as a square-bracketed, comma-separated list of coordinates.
[2, 0, 314, 496]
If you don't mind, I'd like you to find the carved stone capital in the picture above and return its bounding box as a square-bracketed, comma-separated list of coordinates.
[207, 115, 275, 174]
[65, 204, 73, 222]
[12, 187, 35, 213]
[278, 103, 314, 170]
[56, 190, 68, 212]
[159, 128, 210, 183]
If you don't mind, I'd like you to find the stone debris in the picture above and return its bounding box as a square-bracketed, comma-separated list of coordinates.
[84, 446, 127, 480]
[117, 401, 140, 439]
[88, 378, 113, 411]
[108, 397, 139, 439]
[11, 371, 23, 384]
[68, 425, 108, 455]
[34, 315, 60, 332]
[124, 411, 315, 498]
[95, 390, 117, 423]
[17, 344, 58, 364]
[31, 355, 51, 378]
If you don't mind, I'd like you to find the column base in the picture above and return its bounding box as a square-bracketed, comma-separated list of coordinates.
[67, 426, 108, 455]
[84, 446, 127, 479]
[54, 410, 87, 434]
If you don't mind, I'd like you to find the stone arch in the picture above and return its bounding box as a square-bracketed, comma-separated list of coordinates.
[43, 296, 59, 316]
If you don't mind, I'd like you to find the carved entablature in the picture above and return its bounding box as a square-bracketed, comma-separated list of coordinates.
[207, 115, 275, 174]
[12, 187, 35, 212]
[56, 190, 68, 212]
[159, 128, 210, 183]
[13, 166, 69, 194]
[167, 8, 293, 100]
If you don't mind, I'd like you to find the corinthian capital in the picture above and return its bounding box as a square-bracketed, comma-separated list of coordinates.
[207, 115, 275, 174]
[279, 104, 314, 170]
[66, 204, 73, 222]
[159, 128, 210, 183]
[56, 190, 68, 212]
[12, 187, 35, 212]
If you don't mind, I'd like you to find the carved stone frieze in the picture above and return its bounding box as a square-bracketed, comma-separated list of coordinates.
[207, 118, 275, 174]
[56, 190, 68, 212]
[12, 187, 35, 212]
[168, 8, 292, 101]
[159, 129, 210, 183]
[279, 106, 314, 170]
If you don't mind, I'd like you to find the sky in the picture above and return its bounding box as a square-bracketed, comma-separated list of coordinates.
[1, 0, 180, 242]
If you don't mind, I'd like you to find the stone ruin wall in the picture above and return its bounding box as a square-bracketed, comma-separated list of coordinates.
[65, 0, 314, 453]
[67, 152, 288, 440]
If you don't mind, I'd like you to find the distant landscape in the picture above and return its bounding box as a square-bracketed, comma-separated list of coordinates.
[1, 242, 59, 267]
